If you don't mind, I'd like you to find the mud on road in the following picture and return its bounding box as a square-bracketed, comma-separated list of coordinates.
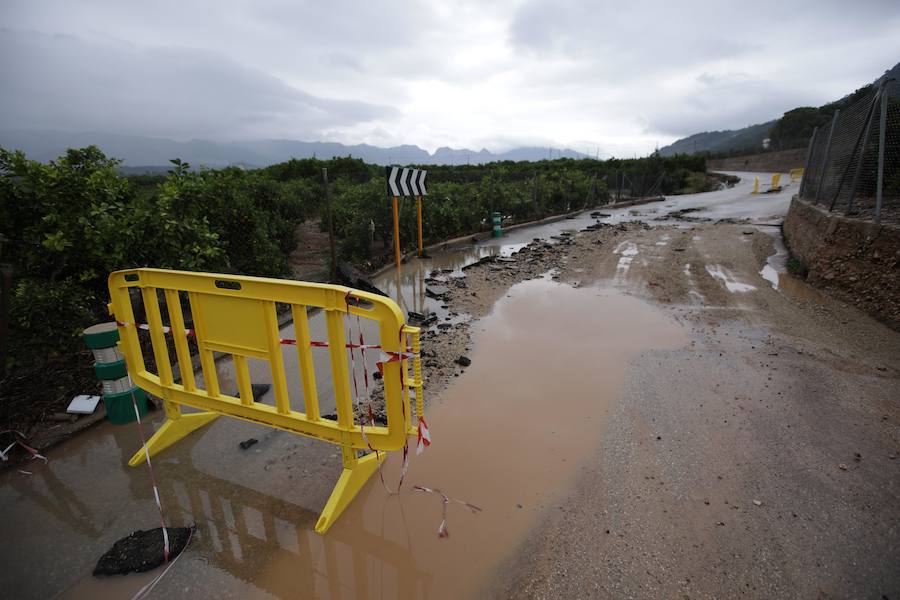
[370, 215, 900, 598]
[464, 223, 900, 599]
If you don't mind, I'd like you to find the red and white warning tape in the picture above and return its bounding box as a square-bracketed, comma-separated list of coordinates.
[413, 485, 482, 538]
[0, 430, 48, 463]
[130, 390, 171, 563]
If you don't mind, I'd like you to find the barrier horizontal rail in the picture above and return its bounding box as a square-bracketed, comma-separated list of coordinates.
[107, 268, 425, 533]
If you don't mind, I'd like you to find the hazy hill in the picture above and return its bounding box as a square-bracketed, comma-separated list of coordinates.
[0, 130, 586, 170]
[660, 60, 900, 157]
[658, 121, 776, 157]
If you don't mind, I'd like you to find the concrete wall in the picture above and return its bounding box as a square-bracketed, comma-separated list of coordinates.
[708, 149, 806, 173]
[783, 196, 900, 328]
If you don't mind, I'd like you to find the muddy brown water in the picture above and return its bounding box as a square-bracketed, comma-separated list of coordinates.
[2, 277, 685, 600]
[307, 279, 687, 599]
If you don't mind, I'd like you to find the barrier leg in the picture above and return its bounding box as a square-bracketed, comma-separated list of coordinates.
[315, 447, 385, 534]
[128, 411, 219, 467]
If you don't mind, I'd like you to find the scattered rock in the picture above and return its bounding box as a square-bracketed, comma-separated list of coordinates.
[455, 356, 472, 367]
[425, 285, 450, 299]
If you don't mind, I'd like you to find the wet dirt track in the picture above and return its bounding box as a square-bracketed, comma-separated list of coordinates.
[3, 173, 899, 599]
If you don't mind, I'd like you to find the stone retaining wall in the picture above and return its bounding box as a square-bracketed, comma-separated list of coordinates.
[783, 196, 900, 328]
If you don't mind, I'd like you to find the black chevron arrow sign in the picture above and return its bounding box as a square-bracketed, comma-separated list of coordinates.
[386, 166, 427, 197]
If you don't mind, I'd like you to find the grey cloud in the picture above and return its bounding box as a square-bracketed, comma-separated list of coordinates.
[1, 0, 899, 155]
[0, 28, 396, 140]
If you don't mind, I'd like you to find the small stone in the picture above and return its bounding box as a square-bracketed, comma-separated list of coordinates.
[455, 356, 472, 367]
[838, 463, 848, 470]
[752, 500, 762, 506]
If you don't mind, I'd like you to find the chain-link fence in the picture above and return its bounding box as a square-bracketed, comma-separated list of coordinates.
[606, 170, 665, 200]
[799, 79, 900, 224]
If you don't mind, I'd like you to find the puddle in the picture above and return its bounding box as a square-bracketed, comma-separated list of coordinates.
[757, 229, 825, 302]
[704, 264, 757, 293]
[251, 278, 686, 599]
[2, 279, 686, 600]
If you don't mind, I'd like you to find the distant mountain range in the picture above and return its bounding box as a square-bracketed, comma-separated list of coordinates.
[660, 60, 900, 157]
[0, 129, 587, 170]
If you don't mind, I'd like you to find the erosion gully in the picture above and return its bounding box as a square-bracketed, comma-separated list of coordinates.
[2, 172, 792, 599]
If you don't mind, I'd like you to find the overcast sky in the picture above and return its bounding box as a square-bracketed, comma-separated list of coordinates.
[2, 0, 898, 156]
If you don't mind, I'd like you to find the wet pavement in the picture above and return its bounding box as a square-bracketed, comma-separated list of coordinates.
[5, 172, 898, 599]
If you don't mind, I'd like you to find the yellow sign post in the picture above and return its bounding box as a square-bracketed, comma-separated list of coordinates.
[416, 195, 424, 256]
[391, 195, 402, 270]
[386, 167, 428, 268]
[108, 268, 424, 534]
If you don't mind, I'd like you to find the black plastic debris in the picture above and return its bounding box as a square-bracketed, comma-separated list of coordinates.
[250, 384, 270, 401]
[239, 438, 258, 450]
[93, 526, 192, 576]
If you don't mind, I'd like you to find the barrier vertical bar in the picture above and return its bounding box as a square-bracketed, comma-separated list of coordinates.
[411, 327, 423, 421]
[141, 287, 174, 387]
[188, 291, 220, 398]
[233, 355, 254, 406]
[163, 289, 195, 392]
[291, 305, 320, 421]
[325, 306, 353, 429]
[264, 301, 291, 415]
[814, 109, 840, 205]
[875, 84, 889, 224]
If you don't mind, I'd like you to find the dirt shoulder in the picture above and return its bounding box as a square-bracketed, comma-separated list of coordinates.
[376, 214, 900, 599]
[474, 222, 900, 599]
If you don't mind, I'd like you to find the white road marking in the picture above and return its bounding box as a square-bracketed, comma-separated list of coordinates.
[705, 264, 757, 293]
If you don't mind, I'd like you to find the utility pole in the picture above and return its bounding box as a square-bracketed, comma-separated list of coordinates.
[322, 168, 336, 281]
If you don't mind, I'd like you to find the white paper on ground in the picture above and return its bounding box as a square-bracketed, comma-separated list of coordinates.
[67, 394, 101, 414]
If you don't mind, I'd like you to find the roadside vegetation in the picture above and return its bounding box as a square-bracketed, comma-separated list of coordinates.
[0, 145, 707, 430]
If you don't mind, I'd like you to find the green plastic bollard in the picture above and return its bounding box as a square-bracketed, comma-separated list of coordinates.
[83, 322, 148, 424]
[492, 212, 502, 238]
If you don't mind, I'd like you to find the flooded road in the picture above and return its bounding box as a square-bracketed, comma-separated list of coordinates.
[6, 171, 898, 599]
[0, 278, 685, 600]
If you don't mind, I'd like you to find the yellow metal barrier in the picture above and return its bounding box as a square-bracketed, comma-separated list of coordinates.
[771, 173, 782, 190]
[789, 168, 804, 182]
[752, 176, 759, 195]
[107, 268, 424, 534]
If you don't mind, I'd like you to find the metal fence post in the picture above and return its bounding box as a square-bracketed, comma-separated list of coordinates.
[875, 84, 889, 224]
[799, 126, 818, 199]
[841, 89, 882, 215]
[814, 109, 840, 205]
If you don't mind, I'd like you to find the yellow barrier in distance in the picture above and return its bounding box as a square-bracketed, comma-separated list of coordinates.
[790, 168, 804, 182]
[771, 173, 782, 190]
[108, 268, 424, 534]
[752, 177, 760, 195]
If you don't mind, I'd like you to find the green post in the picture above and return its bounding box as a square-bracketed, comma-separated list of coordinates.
[83, 322, 148, 424]
[491, 212, 502, 238]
